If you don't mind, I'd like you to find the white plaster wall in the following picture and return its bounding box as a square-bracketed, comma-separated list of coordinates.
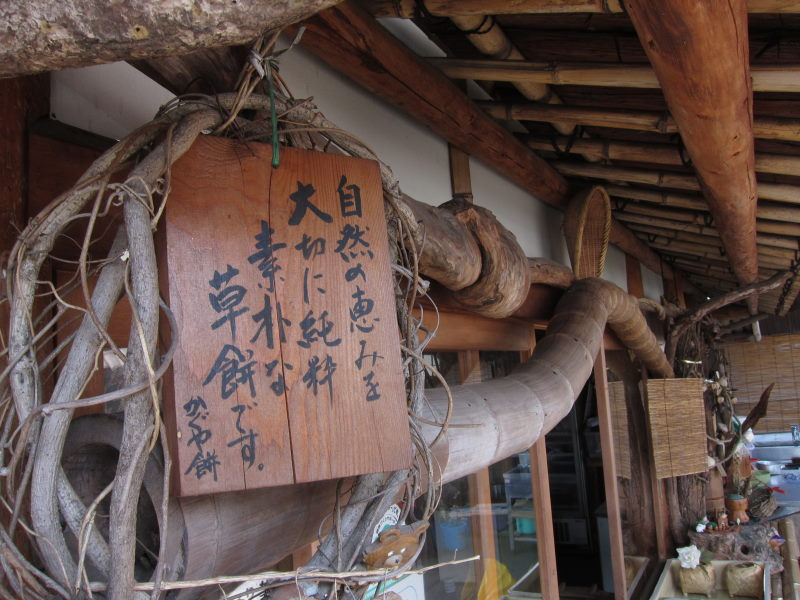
[602, 245, 627, 290]
[277, 45, 453, 206]
[642, 265, 665, 301]
[51, 62, 172, 140]
[468, 157, 569, 264]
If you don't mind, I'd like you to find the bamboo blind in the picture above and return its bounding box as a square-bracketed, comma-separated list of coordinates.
[646, 378, 707, 479]
[608, 381, 632, 479]
[724, 333, 800, 433]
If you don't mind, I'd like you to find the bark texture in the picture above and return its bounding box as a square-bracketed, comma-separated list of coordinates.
[627, 0, 759, 304]
[0, 0, 342, 77]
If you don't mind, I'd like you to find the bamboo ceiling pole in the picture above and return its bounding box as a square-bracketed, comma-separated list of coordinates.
[648, 241, 790, 270]
[432, 58, 800, 94]
[628, 222, 798, 252]
[483, 102, 800, 143]
[430, 58, 661, 88]
[483, 102, 681, 135]
[615, 208, 800, 238]
[670, 260, 736, 279]
[449, 15, 574, 135]
[647, 237, 795, 262]
[530, 136, 800, 178]
[606, 185, 800, 225]
[672, 259, 776, 281]
[617, 197, 800, 229]
[554, 161, 800, 204]
[364, 0, 800, 17]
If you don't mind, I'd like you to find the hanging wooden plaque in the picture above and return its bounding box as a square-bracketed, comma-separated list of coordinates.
[160, 137, 412, 496]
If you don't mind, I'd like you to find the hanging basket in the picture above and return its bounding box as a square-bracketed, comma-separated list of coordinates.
[562, 185, 611, 279]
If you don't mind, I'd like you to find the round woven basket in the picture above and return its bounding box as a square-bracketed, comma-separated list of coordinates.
[748, 486, 778, 518]
[563, 185, 611, 279]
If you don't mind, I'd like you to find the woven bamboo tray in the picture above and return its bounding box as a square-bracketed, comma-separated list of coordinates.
[563, 185, 611, 279]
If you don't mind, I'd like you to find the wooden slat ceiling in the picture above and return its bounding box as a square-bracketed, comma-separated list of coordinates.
[373, 2, 800, 314]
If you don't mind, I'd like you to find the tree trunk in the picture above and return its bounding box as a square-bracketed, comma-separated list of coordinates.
[0, 0, 342, 77]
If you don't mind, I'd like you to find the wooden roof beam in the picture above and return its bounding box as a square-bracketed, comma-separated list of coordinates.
[481, 102, 800, 143]
[430, 59, 800, 93]
[298, 2, 678, 279]
[529, 136, 800, 178]
[364, 0, 800, 17]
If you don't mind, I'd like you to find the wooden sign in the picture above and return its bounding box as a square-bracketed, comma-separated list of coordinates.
[160, 137, 412, 496]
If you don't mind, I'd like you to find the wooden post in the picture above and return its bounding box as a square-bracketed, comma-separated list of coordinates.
[594, 347, 627, 599]
[640, 367, 672, 559]
[459, 350, 498, 595]
[292, 541, 320, 569]
[448, 144, 473, 203]
[625, 254, 644, 299]
[521, 335, 560, 599]
[450, 153, 492, 598]
[0, 75, 49, 594]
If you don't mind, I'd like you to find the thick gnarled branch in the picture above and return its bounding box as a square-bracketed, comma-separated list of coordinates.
[666, 270, 791, 362]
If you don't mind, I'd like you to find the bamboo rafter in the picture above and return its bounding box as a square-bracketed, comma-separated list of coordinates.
[606, 185, 800, 226]
[553, 161, 800, 204]
[613, 203, 800, 237]
[528, 135, 800, 178]
[431, 59, 800, 94]
[480, 102, 800, 143]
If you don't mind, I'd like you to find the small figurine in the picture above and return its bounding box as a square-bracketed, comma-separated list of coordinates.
[363, 521, 429, 569]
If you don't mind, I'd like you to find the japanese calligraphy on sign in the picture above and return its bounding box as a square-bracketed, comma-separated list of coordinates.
[161, 138, 412, 496]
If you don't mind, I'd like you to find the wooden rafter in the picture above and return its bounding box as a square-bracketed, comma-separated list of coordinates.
[529, 135, 800, 178]
[614, 208, 800, 238]
[553, 162, 800, 204]
[431, 59, 800, 93]
[607, 186, 800, 228]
